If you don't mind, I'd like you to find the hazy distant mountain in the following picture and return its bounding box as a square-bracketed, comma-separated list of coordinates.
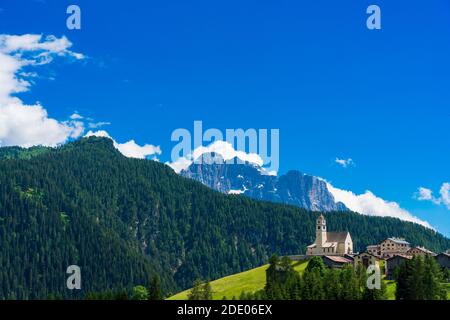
[181, 152, 348, 212]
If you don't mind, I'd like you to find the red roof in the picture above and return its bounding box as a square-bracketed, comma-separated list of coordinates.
[324, 256, 352, 263]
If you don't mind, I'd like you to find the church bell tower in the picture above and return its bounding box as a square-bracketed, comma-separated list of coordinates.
[316, 214, 327, 245]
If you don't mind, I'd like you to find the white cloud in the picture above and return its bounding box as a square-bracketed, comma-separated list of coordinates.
[335, 157, 355, 168]
[0, 34, 85, 147]
[85, 130, 162, 159]
[0, 34, 161, 158]
[70, 113, 83, 120]
[168, 156, 194, 174]
[326, 183, 433, 229]
[88, 121, 111, 129]
[415, 183, 450, 210]
[167, 140, 267, 173]
[441, 183, 450, 209]
[0, 34, 84, 61]
[416, 187, 437, 202]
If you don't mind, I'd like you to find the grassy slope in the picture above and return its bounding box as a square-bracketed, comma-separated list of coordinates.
[168, 261, 308, 300]
[168, 261, 450, 301]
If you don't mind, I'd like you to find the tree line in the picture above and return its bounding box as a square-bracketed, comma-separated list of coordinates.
[237, 256, 387, 300]
[395, 256, 447, 300]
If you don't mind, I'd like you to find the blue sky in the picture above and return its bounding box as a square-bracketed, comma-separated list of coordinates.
[0, 0, 449, 236]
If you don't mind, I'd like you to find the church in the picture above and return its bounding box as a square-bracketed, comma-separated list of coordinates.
[306, 214, 353, 256]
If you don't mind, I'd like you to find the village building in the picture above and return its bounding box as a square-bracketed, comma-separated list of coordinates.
[435, 252, 450, 269]
[385, 254, 412, 280]
[344, 254, 355, 262]
[366, 237, 411, 259]
[353, 252, 380, 269]
[407, 246, 436, 258]
[322, 255, 353, 269]
[367, 245, 380, 256]
[306, 214, 353, 256]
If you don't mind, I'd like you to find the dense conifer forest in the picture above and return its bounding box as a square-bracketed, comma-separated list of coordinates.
[0, 137, 448, 299]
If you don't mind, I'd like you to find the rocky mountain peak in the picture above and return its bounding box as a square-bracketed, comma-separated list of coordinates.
[181, 154, 348, 212]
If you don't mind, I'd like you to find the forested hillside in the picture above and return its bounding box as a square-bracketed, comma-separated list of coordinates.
[0, 137, 448, 299]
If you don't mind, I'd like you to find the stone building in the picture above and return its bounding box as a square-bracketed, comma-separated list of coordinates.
[366, 238, 411, 259]
[322, 255, 353, 268]
[385, 254, 412, 280]
[435, 252, 450, 269]
[407, 246, 436, 258]
[354, 252, 380, 269]
[306, 214, 353, 256]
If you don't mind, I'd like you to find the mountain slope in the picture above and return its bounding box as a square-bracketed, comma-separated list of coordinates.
[181, 153, 347, 212]
[167, 261, 399, 300]
[0, 137, 448, 299]
[168, 261, 309, 300]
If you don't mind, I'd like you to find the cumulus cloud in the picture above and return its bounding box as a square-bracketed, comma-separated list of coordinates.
[0, 34, 84, 61]
[0, 34, 85, 147]
[85, 130, 162, 159]
[416, 187, 436, 202]
[167, 140, 273, 174]
[415, 183, 450, 210]
[335, 157, 355, 168]
[326, 183, 433, 229]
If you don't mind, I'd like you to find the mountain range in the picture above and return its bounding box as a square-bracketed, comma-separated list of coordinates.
[181, 152, 347, 212]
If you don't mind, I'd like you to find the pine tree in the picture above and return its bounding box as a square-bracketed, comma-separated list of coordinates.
[363, 279, 387, 300]
[187, 279, 204, 300]
[443, 268, 450, 283]
[305, 256, 326, 276]
[148, 275, 162, 300]
[340, 265, 361, 300]
[202, 281, 213, 300]
[302, 268, 325, 300]
[422, 256, 446, 300]
[409, 256, 426, 299]
[187, 279, 213, 300]
[395, 260, 410, 300]
[324, 269, 341, 300]
[396, 256, 446, 300]
[288, 273, 303, 300]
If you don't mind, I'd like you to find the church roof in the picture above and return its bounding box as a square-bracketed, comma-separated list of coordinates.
[326, 232, 350, 243]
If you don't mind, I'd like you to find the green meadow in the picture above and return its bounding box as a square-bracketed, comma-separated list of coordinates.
[168, 261, 308, 300]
